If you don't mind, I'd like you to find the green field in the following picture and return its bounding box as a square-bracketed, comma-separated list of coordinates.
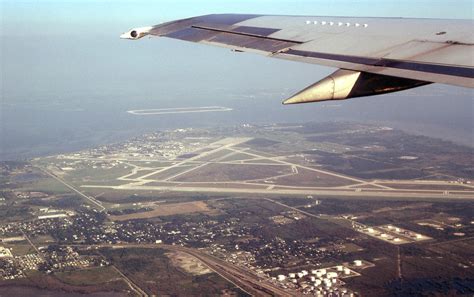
[20, 178, 71, 194]
[7, 244, 36, 256]
[54, 266, 122, 286]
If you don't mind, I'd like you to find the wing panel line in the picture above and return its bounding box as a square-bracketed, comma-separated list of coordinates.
[285, 49, 474, 78]
[191, 25, 303, 45]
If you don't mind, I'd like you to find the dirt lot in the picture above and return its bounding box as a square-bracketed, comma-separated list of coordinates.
[110, 201, 217, 221]
[166, 251, 212, 275]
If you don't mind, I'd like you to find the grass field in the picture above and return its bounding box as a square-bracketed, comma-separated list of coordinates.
[377, 183, 472, 191]
[30, 235, 56, 245]
[175, 163, 292, 182]
[274, 167, 355, 187]
[93, 190, 228, 204]
[6, 244, 36, 256]
[67, 166, 132, 183]
[20, 178, 71, 194]
[54, 266, 122, 286]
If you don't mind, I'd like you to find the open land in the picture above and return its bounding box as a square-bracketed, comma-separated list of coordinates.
[109, 201, 218, 221]
[0, 122, 473, 296]
[23, 123, 473, 206]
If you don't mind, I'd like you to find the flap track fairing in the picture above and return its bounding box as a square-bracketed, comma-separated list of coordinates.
[283, 69, 431, 104]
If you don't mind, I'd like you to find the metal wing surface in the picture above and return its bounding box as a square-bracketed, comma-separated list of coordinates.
[122, 14, 474, 103]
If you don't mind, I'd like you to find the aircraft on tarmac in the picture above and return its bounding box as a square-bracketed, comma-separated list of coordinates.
[121, 14, 473, 104]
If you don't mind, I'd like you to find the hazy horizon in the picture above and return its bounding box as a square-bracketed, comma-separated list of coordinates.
[1, 0, 473, 160]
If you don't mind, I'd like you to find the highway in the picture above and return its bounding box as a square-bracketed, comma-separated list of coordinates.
[166, 246, 296, 297]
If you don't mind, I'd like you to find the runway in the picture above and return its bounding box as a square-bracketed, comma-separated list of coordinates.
[59, 135, 472, 202]
[127, 106, 233, 115]
[82, 183, 474, 200]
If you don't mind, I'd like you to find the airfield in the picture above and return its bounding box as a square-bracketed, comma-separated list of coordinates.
[34, 123, 474, 205]
[5, 123, 474, 296]
[127, 106, 233, 115]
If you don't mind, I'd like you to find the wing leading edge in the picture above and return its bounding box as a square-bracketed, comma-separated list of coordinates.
[121, 14, 474, 103]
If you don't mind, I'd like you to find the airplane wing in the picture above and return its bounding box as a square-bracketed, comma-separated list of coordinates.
[121, 14, 474, 103]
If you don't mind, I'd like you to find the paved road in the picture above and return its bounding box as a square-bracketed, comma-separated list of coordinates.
[109, 264, 148, 297]
[167, 246, 295, 297]
[41, 168, 106, 211]
[19, 229, 45, 261]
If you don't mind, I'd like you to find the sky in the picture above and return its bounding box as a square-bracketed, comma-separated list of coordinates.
[0, 0, 473, 159]
[2, 0, 473, 36]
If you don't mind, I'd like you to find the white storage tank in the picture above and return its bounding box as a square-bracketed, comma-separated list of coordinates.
[277, 275, 286, 281]
[327, 272, 338, 278]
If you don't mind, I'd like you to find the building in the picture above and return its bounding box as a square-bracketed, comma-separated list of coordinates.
[0, 247, 13, 258]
